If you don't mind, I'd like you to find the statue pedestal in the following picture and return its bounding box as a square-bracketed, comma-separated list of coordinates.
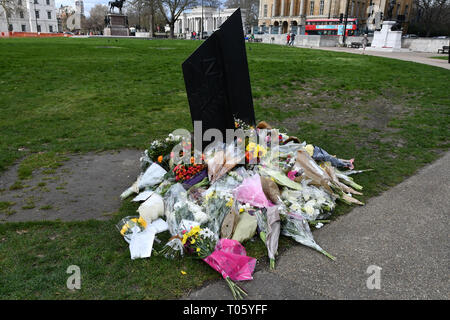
[366, 21, 403, 52]
[104, 13, 129, 36]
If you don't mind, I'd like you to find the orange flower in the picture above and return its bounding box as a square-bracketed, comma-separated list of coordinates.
[190, 156, 195, 164]
[157, 155, 163, 163]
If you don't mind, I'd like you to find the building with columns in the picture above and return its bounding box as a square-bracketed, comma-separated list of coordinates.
[174, 6, 248, 36]
[0, 0, 58, 33]
[257, 0, 413, 34]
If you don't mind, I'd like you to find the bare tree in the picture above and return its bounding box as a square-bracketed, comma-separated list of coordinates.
[85, 4, 108, 33]
[126, 0, 145, 28]
[203, 0, 221, 7]
[126, 0, 166, 36]
[0, 0, 20, 31]
[413, 0, 449, 36]
[127, 0, 155, 34]
[224, 0, 258, 27]
[157, 0, 197, 38]
[146, 0, 156, 37]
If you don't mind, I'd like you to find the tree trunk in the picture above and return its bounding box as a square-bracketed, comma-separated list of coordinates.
[2, 7, 11, 31]
[169, 23, 175, 39]
[149, 0, 155, 37]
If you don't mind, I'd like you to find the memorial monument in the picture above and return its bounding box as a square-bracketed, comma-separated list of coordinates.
[366, 0, 403, 52]
[366, 21, 402, 52]
[104, 0, 129, 36]
[182, 8, 255, 149]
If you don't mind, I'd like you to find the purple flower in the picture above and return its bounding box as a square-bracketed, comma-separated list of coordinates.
[287, 170, 298, 181]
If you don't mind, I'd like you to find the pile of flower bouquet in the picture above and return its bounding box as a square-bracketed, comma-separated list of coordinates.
[119, 119, 370, 299]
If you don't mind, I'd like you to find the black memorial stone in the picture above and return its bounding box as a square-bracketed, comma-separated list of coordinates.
[182, 8, 256, 147]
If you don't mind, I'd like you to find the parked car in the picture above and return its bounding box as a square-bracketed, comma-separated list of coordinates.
[433, 36, 449, 39]
[402, 34, 418, 38]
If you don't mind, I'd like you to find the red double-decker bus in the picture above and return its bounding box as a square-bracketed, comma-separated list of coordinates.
[305, 18, 358, 36]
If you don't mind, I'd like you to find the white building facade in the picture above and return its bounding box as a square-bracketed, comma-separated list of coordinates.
[174, 7, 248, 37]
[0, 0, 58, 33]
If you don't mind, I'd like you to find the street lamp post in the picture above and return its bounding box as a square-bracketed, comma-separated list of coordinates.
[31, 0, 38, 32]
[218, 4, 220, 29]
[201, 0, 203, 39]
[342, 0, 350, 46]
[328, 0, 332, 19]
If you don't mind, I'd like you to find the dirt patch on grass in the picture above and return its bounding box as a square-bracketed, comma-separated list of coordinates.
[260, 83, 414, 135]
[0, 150, 141, 223]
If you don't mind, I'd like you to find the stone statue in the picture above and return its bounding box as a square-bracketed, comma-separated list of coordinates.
[387, 0, 396, 20]
[109, 0, 126, 14]
[386, 0, 402, 31]
[104, 0, 129, 35]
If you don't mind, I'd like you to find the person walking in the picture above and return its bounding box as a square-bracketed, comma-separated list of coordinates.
[289, 32, 296, 46]
[362, 34, 369, 54]
[286, 33, 290, 45]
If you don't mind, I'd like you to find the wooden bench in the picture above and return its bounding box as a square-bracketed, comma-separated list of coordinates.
[253, 38, 263, 43]
[437, 46, 449, 54]
[350, 42, 362, 48]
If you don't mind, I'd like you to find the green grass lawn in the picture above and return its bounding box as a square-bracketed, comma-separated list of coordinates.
[430, 55, 449, 60]
[0, 37, 449, 299]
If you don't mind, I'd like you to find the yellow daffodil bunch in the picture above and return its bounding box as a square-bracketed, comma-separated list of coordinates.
[204, 190, 218, 204]
[119, 216, 147, 236]
[246, 142, 267, 159]
[182, 225, 201, 245]
[226, 197, 234, 207]
[181, 226, 216, 259]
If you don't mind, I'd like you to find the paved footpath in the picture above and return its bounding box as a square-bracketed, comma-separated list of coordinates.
[185, 151, 450, 300]
[308, 46, 450, 70]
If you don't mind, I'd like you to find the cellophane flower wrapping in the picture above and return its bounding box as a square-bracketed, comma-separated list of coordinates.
[254, 209, 268, 236]
[281, 182, 335, 221]
[234, 173, 274, 208]
[294, 149, 336, 195]
[313, 146, 354, 169]
[281, 211, 335, 260]
[281, 211, 320, 250]
[164, 183, 211, 235]
[204, 193, 231, 241]
[160, 237, 184, 259]
[259, 166, 303, 191]
[217, 143, 245, 181]
[163, 183, 189, 236]
[116, 216, 147, 244]
[205, 142, 245, 184]
[266, 205, 281, 265]
[204, 174, 241, 199]
[278, 141, 306, 157]
[203, 238, 256, 281]
[138, 163, 167, 190]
